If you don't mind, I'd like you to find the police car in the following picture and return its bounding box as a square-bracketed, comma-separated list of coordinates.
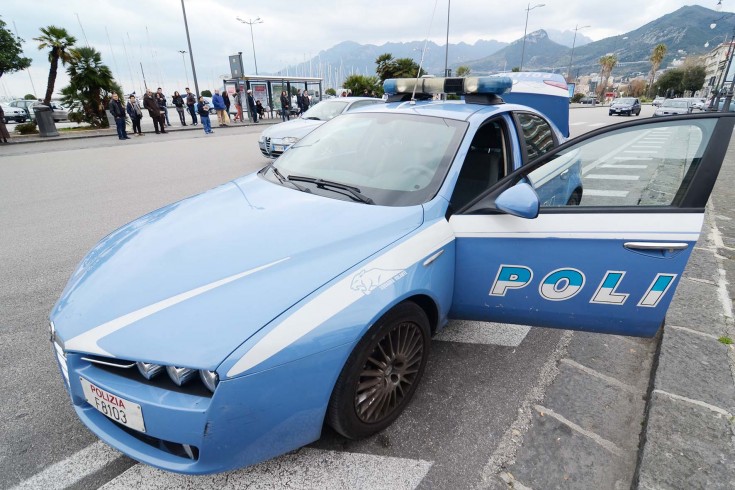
[49, 72, 734, 474]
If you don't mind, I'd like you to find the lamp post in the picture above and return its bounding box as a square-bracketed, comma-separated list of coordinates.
[236, 16, 263, 75]
[444, 0, 451, 77]
[180, 0, 200, 96]
[178, 50, 189, 88]
[566, 24, 590, 82]
[520, 3, 545, 72]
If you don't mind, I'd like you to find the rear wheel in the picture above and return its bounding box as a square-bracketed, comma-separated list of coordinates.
[327, 301, 430, 439]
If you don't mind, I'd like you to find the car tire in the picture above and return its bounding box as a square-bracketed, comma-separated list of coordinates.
[327, 301, 430, 439]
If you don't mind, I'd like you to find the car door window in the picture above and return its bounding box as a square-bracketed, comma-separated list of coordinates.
[516, 112, 555, 161]
[347, 100, 380, 111]
[525, 119, 716, 208]
[450, 119, 508, 211]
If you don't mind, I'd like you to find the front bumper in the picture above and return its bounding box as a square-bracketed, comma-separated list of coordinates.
[54, 343, 352, 474]
[258, 139, 292, 159]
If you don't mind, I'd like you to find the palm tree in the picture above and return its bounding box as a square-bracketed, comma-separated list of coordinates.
[648, 43, 667, 97]
[34, 26, 76, 104]
[60, 46, 119, 127]
[597, 55, 617, 102]
[456, 65, 471, 77]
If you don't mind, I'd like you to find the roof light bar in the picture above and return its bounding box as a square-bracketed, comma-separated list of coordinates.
[383, 76, 513, 96]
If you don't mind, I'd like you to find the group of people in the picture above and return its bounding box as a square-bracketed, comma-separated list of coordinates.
[278, 89, 312, 122]
[107, 86, 263, 140]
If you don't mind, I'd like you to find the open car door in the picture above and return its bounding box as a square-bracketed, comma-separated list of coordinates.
[449, 114, 735, 337]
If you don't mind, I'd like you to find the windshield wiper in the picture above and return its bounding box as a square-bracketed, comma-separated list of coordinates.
[267, 163, 310, 193]
[303, 116, 321, 120]
[287, 175, 374, 204]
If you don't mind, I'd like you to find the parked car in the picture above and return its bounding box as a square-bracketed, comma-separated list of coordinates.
[608, 97, 641, 116]
[1, 104, 28, 123]
[653, 99, 692, 117]
[258, 97, 383, 158]
[50, 73, 733, 475]
[652, 96, 666, 107]
[8, 99, 69, 122]
[579, 95, 597, 105]
[688, 98, 707, 111]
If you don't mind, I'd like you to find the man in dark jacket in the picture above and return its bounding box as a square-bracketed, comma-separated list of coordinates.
[301, 90, 310, 113]
[143, 89, 166, 134]
[246, 89, 258, 123]
[185, 87, 198, 125]
[108, 92, 129, 140]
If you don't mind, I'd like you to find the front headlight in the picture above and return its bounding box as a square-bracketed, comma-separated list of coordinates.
[137, 362, 163, 380]
[282, 136, 300, 144]
[199, 370, 219, 392]
[166, 365, 197, 386]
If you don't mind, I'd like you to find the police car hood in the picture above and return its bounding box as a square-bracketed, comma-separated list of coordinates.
[52, 174, 423, 369]
[262, 117, 324, 140]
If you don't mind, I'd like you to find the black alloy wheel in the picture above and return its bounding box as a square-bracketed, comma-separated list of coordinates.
[327, 301, 430, 439]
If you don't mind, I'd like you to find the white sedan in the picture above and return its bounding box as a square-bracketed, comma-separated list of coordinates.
[653, 99, 692, 117]
[258, 97, 383, 158]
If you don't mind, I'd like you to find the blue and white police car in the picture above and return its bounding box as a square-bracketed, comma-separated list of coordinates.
[49, 72, 735, 474]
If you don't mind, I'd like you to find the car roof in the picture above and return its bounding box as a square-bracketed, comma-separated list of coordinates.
[356, 99, 503, 121]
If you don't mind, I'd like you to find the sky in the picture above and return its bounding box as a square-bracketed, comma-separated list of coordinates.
[0, 0, 727, 99]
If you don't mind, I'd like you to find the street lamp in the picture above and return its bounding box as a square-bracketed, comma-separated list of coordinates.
[178, 50, 189, 87]
[520, 3, 545, 72]
[236, 16, 263, 75]
[444, 0, 451, 77]
[566, 24, 590, 82]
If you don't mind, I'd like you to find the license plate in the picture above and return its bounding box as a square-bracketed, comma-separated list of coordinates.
[615, 109, 621, 112]
[274, 145, 284, 152]
[80, 377, 146, 432]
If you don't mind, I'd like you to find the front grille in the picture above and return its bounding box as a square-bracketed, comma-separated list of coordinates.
[83, 355, 214, 398]
[265, 136, 271, 153]
[114, 420, 199, 460]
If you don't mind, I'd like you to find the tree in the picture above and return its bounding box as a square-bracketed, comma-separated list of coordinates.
[60, 46, 120, 127]
[201, 89, 212, 97]
[24, 93, 37, 100]
[597, 55, 617, 101]
[343, 74, 382, 97]
[374, 53, 425, 82]
[35, 26, 77, 104]
[654, 69, 684, 97]
[0, 17, 31, 79]
[647, 43, 667, 97]
[628, 79, 647, 97]
[456, 65, 471, 77]
[681, 65, 706, 95]
[325, 88, 336, 96]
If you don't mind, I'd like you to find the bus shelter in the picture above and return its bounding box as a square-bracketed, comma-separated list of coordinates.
[222, 75, 323, 120]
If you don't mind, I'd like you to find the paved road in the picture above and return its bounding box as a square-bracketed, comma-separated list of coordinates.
[0, 106, 671, 489]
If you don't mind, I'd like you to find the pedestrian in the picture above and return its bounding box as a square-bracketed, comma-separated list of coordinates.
[157, 88, 171, 126]
[223, 90, 231, 121]
[108, 92, 130, 140]
[197, 96, 213, 134]
[126, 94, 144, 136]
[301, 90, 311, 113]
[246, 89, 258, 123]
[0, 105, 10, 143]
[212, 89, 227, 127]
[233, 89, 243, 122]
[362, 88, 370, 97]
[255, 100, 265, 120]
[280, 90, 291, 121]
[143, 89, 167, 134]
[296, 89, 303, 115]
[341, 91, 347, 97]
[185, 87, 198, 125]
[172, 91, 186, 126]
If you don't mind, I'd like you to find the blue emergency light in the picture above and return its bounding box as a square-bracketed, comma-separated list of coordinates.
[383, 76, 513, 97]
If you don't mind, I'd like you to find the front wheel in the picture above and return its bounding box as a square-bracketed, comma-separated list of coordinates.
[327, 301, 430, 439]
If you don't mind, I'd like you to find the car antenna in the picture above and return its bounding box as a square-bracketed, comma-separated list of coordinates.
[411, 0, 440, 105]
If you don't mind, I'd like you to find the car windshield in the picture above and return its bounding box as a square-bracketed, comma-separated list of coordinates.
[663, 100, 688, 108]
[270, 112, 467, 206]
[614, 98, 635, 104]
[300, 100, 349, 121]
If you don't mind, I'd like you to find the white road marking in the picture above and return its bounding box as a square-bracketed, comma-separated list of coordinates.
[569, 122, 588, 126]
[601, 164, 648, 169]
[100, 448, 433, 490]
[586, 174, 640, 180]
[11, 441, 123, 490]
[589, 122, 607, 127]
[613, 156, 653, 160]
[622, 150, 659, 153]
[436, 320, 531, 347]
[584, 190, 629, 197]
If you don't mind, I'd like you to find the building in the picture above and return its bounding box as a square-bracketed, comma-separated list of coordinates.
[702, 40, 735, 98]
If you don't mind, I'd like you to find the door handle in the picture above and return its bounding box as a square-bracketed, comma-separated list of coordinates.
[624, 242, 688, 252]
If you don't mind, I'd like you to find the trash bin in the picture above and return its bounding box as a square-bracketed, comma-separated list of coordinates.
[33, 105, 59, 137]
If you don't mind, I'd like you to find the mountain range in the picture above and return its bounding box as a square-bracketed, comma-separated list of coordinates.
[276, 5, 735, 81]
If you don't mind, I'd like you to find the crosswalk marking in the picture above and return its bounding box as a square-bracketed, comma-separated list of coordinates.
[100, 448, 433, 490]
[601, 164, 648, 169]
[436, 320, 531, 347]
[589, 123, 607, 127]
[623, 150, 658, 153]
[584, 189, 630, 197]
[613, 156, 653, 160]
[586, 174, 640, 180]
[569, 122, 588, 126]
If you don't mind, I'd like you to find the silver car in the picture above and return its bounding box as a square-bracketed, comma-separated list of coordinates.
[2, 104, 28, 123]
[258, 97, 383, 158]
[653, 99, 692, 117]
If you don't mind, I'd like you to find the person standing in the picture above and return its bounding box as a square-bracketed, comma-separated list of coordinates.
[233, 89, 243, 122]
[144, 89, 166, 134]
[212, 89, 227, 127]
[223, 90, 231, 122]
[296, 89, 303, 116]
[197, 96, 213, 134]
[172, 91, 186, 126]
[246, 89, 258, 123]
[0, 105, 10, 143]
[280, 90, 291, 121]
[157, 88, 171, 126]
[108, 92, 130, 140]
[185, 87, 198, 125]
[301, 89, 311, 113]
[126, 94, 144, 136]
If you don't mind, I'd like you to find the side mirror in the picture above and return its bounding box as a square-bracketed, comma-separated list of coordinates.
[495, 182, 540, 219]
